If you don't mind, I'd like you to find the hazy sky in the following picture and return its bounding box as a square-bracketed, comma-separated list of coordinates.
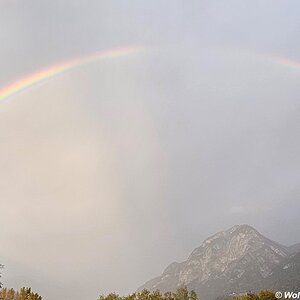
[0, 1, 300, 300]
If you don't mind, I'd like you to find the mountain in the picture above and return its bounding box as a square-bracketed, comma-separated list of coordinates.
[263, 251, 300, 292]
[288, 243, 300, 254]
[138, 225, 300, 300]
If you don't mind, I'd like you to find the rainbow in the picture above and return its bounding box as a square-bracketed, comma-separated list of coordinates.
[0, 46, 144, 102]
[230, 47, 300, 72]
[269, 55, 300, 71]
[1, 46, 299, 103]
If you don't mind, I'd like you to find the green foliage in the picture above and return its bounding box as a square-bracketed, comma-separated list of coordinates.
[0, 287, 42, 300]
[174, 287, 189, 300]
[233, 291, 277, 300]
[257, 291, 277, 300]
[190, 290, 197, 300]
[98, 287, 198, 300]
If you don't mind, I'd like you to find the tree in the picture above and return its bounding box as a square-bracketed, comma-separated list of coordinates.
[137, 289, 151, 300]
[98, 293, 121, 300]
[98, 287, 198, 300]
[0, 287, 42, 300]
[150, 290, 163, 300]
[0, 264, 3, 288]
[164, 291, 174, 300]
[234, 291, 276, 300]
[175, 287, 189, 300]
[257, 291, 277, 300]
[190, 290, 198, 300]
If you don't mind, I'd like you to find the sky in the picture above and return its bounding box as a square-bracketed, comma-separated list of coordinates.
[0, 1, 300, 300]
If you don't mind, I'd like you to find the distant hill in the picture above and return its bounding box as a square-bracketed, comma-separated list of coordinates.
[138, 225, 300, 300]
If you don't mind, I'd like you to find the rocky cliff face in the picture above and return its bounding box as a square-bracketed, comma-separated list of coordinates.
[263, 251, 300, 292]
[138, 225, 299, 300]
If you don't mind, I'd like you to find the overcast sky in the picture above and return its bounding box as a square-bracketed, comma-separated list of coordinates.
[0, 1, 300, 300]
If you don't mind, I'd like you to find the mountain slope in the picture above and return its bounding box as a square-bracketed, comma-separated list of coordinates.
[138, 225, 297, 300]
[288, 243, 300, 254]
[263, 251, 300, 292]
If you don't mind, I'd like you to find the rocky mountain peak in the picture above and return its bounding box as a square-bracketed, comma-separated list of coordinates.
[138, 224, 294, 300]
[188, 224, 273, 261]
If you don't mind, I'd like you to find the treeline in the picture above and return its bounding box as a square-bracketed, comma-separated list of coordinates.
[98, 287, 198, 300]
[233, 291, 277, 300]
[0, 287, 42, 300]
[0, 286, 279, 300]
[98, 289, 279, 300]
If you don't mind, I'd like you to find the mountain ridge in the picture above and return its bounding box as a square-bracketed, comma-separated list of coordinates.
[138, 225, 300, 300]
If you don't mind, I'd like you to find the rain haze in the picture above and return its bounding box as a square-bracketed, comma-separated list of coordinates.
[0, 1, 299, 300]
